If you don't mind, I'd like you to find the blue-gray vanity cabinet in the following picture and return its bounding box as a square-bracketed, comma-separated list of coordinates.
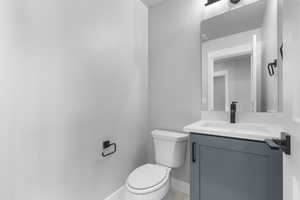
[190, 133, 282, 200]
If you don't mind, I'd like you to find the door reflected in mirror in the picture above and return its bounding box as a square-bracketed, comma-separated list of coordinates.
[201, 0, 283, 113]
[214, 55, 252, 112]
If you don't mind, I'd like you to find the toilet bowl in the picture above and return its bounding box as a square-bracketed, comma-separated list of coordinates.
[124, 130, 188, 200]
[124, 164, 171, 200]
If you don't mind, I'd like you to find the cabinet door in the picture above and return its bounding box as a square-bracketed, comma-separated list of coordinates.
[190, 133, 282, 200]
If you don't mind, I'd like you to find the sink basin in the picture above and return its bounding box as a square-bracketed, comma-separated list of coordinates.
[183, 120, 283, 141]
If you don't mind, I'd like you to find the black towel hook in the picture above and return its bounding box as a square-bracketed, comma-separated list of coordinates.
[268, 59, 277, 76]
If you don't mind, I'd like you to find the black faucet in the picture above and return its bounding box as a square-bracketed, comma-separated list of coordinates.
[230, 101, 238, 123]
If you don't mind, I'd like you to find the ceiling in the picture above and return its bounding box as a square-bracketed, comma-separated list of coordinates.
[140, 0, 165, 7]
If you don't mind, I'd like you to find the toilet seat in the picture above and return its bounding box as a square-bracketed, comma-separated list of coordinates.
[126, 164, 171, 194]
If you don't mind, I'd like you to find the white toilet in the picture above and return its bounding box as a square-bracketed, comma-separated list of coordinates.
[124, 130, 188, 200]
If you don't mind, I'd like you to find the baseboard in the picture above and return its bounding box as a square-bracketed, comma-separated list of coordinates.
[171, 178, 190, 195]
[104, 186, 124, 200]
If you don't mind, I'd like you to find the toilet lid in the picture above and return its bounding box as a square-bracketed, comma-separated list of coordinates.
[127, 164, 168, 190]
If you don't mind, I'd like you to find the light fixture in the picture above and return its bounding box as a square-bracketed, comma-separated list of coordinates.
[230, 0, 241, 4]
[205, 0, 222, 6]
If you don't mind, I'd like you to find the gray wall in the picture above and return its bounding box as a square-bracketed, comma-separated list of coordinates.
[214, 56, 252, 112]
[0, 0, 148, 199]
[149, 0, 202, 182]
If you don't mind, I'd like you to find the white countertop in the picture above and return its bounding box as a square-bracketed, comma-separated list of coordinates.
[183, 120, 283, 141]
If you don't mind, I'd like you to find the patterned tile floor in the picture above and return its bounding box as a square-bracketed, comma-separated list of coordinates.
[163, 190, 189, 200]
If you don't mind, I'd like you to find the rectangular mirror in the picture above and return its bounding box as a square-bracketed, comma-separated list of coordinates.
[201, 0, 283, 112]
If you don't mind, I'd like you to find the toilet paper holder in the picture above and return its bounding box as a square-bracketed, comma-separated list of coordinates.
[102, 140, 117, 157]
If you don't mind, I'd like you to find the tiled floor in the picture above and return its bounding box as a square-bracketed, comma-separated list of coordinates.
[163, 190, 190, 200]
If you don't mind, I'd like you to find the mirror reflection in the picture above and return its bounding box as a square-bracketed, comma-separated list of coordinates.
[201, 0, 283, 112]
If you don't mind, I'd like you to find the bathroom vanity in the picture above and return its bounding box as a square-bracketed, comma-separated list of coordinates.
[184, 120, 284, 200]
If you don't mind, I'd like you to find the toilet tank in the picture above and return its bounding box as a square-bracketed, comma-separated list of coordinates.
[151, 130, 188, 168]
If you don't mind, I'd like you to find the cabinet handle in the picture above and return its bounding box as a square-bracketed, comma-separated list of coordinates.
[192, 142, 196, 163]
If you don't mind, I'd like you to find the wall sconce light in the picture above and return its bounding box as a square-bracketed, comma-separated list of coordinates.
[205, 0, 222, 6]
[230, 0, 241, 4]
[205, 0, 241, 6]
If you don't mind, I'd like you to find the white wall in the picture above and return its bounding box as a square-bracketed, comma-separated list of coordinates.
[0, 0, 148, 200]
[260, 0, 279, 112]
[0, 2, 17, 199]
[149, 0, 202, 182]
